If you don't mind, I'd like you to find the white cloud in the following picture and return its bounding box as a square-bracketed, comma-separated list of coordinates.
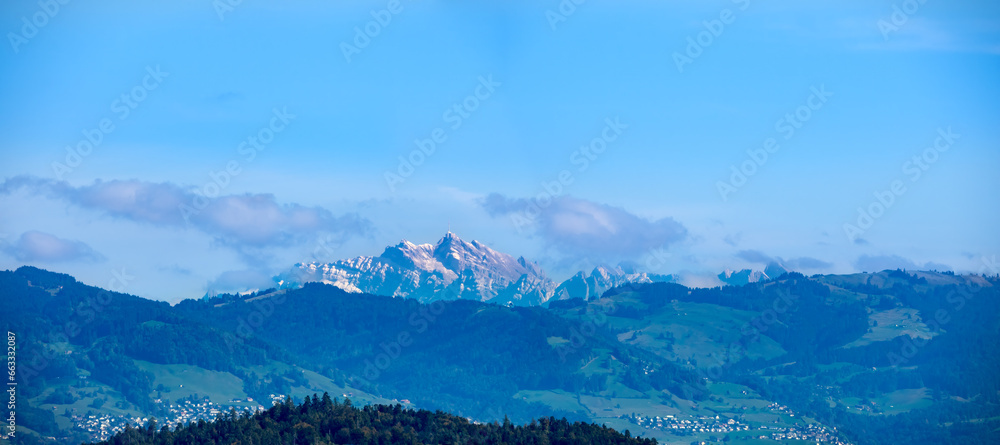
[481, 193, 687, 260]
[736, 249, 833, 271]
[1, 231, 105, 263]
[854, 254, 950, 272]
[0, 175, 372, 250]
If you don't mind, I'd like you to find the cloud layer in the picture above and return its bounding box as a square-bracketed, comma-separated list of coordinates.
[206, 268, 278, 294]
[854, 254, 950, 272]
[1, 231, 105, 263]
[735, 249, 833, 271]
[481, 193, 687, 259]
[0, 176, 372, 249]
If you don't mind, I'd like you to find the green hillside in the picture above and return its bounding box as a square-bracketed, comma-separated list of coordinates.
[2, 267, 998, 445]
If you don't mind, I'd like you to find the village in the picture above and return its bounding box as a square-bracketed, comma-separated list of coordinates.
[622, 403, 853, 444]
[70, 394, 286, 442]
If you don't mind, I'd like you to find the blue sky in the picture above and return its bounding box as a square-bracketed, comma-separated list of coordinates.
[1, 0, 998, 301]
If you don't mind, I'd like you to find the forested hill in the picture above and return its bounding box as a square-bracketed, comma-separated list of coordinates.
[0, 265, 694, 443]
[90, 394, 655, 445]
[4, 266, 998, 444]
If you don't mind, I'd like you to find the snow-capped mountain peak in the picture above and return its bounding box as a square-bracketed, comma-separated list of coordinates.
[279, 233, 677, 306]
[283, 233, 555, 306]
[718, 268, 768, 286]
[717, 262, 789, 287]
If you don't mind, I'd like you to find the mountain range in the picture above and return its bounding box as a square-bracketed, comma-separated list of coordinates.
[717, 262, 790, 286]
[279, 232, 677, 306]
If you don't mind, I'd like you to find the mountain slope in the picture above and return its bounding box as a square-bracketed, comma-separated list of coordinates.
[0, 267, 393, 444]
[284, 233, 557, 306]
[564, 271, 1000, 445]
[6, 266, 998, 445]
[283, 233, 679, 306]
[717, 262, 790, 286]
[553, 265, 675, 301]
[174, 281, 706, 424]
[0, 266, 703, 443]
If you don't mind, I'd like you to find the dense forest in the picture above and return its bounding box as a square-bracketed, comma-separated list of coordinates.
[90, 394, 655, 445]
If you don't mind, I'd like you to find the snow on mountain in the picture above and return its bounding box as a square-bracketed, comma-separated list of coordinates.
[552, 265, 676, 301]
[283, 232, 557, 306]
[280, 232, 681, 306]
[718, 269, 769, 286]
[764, 261, 790, 279]
[717, 262, 790, 287]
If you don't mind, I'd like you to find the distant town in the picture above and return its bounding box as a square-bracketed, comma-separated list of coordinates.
[68, 392, 418, 443]
[70, 394, 287, 442]
[622, 403, 853, 444]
